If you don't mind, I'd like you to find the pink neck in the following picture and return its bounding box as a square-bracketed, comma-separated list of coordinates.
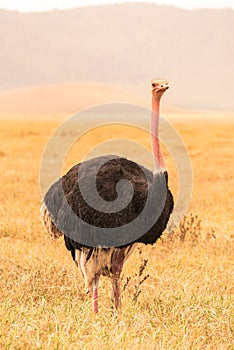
[151, 95, 165, 171]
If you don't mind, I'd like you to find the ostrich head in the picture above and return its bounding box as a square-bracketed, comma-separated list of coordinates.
[151, 79, 169, 100]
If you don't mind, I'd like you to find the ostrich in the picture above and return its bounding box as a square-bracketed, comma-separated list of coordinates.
[40, 79, 174, 313]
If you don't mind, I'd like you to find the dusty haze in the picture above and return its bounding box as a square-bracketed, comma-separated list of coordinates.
[0, 4, 233, 111]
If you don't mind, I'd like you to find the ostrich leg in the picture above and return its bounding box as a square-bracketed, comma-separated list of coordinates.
[79, 248, 103, 313]
[93, 272, 101, 313]
[111, 271, 122, 309]
[110, 245, 136, 309]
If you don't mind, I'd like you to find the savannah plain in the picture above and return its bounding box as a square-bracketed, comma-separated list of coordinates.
[0, 104, 233, 349]
[0, 3, 233, 349]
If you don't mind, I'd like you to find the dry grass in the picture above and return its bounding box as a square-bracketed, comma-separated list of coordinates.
[0, 114, 234, 349]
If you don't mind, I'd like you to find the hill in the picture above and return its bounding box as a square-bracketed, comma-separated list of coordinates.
[0, 4, 233, 110]
[0, 83, 143, 113]
[0, 82, 180, 114]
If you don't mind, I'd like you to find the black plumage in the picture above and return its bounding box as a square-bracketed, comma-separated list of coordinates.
[44, 155, 173, 249]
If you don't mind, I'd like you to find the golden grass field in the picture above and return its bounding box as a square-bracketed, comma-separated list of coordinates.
[0, 113, 234, 349]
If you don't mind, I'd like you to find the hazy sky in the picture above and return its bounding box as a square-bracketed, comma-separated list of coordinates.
[0, 0, 233, 12]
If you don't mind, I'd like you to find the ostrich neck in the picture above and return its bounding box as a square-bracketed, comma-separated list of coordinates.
[151, 96, 165, 171]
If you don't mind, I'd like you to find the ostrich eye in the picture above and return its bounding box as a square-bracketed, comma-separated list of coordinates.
[152, 83, 155, 87]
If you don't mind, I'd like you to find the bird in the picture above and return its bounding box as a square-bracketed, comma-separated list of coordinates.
[40, 79, 174, 313]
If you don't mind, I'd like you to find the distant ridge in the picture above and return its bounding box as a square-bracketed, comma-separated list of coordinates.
[0, 82, 180, 114]
[0, 82, 178, 113]
[0, 4, 233, 110]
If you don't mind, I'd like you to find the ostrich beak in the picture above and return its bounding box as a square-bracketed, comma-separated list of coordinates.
[159, 85, 169, 91]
